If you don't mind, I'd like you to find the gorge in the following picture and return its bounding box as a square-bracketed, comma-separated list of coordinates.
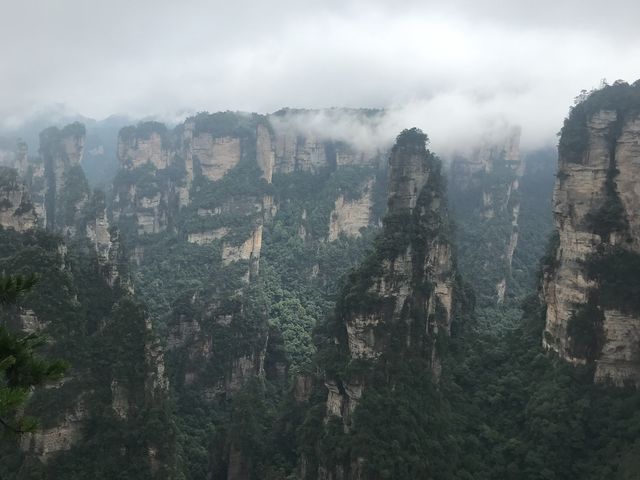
[1, 82, 640, 480]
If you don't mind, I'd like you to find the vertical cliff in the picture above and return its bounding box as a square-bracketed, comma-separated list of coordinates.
[0, 138, 29, 175]
[268, 108, 384, 175]
[449, 126, 523, 304]
[542, 81, 640, 385]
[112, 122, 175, 236]
[0, 167, 37, 232]
[38, 122, 89, 234]
[311, 128, 458, 479]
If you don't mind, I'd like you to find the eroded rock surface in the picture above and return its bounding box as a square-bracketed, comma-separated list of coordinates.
[543, 84, 640, 385]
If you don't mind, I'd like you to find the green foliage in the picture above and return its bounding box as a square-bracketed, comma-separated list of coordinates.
[585, 193, 628, 241]
[350, 364, 456, 480]
[0, 228, 180, 477]
[189, 111, 267, 137]
[0, 273, 68, 435]
[441, 295, 640, 480]
[0, 274, 38, 307]
[393, 127, 429, 149]
[269, 297, 316, 374]
[0, 167, 20, 190]
[120, 121, 172, 149]
[566, 302, 605, 360]
[301, 132, 462, 477]
[584, 247, 640, 314]
[451, 148, 556, 306]
[59, 165, 90, 227]
[131, 233, 222, 328]
[61, 122, 86, 139]
[540, 231, 560, 272]
[584, 165, 629, 241]
[559, 81, 640, 164]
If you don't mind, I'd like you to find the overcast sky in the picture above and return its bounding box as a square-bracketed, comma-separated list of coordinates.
[2, 0, 639, 151]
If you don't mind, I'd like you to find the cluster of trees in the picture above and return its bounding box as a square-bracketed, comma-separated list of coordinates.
[3, 88, 640, 480]
[0, 274, 67, 435]
[0, 227, 180, 479]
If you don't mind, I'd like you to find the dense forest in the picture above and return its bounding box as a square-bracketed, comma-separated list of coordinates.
[1, 82, 639, 479]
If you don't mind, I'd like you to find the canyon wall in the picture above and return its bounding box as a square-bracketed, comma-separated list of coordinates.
[542, 81, 640, 385]
[449, 126, 523, 304]
[38, 122, 89, 234]
[0, 167, 37, 232]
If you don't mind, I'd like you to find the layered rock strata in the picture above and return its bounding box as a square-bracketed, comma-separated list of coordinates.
[542, 82, 640, 385]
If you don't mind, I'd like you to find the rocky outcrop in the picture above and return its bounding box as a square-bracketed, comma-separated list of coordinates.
[0, 167, 37, 231]
[39, 122, 89, 233]
[21, 398, 87, 462]
[194, 134, 241, 181]
[542, 82, 640, 385]
[328, 178, 374, 241]
[0, 138, 29, 175]
[118, 123, 170, 170]
[449, 125, 523, 304]
[187, 227, 230, 244]
[256, 124, 275, 182]
[316, 128, 457, 478]
[222, 225, 263, 270]
[85, 190, 112, 264]
[269, 110, 383, 174]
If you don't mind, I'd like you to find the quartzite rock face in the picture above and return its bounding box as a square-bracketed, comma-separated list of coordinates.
[328, 178, 375, 241]
[543, 82, 640, 385]
[39, 122, 89, 233]
[317, 128, 457, 479]
[113, 111, 387, 244]
[0, 167, 37, 232]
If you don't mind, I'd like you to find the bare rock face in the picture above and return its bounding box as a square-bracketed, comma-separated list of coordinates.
[328, 179, 374, 241]
[0, 167, 37, 231]
[118, 124, 170, 170]
[187, 227, 230, 245]
[543, 83, 640, 385]
[269, 109, 385, 174]
[21, 398, 87, 462]
[0, 139, 29, 175]
[39, 122, 89, 232]
[85, 191, 112, 263]
[449, 125, 523, 304]
[193, 134, 241, 181]
[273, 131, 328, 173]
[256, 123, 275, 182]
[222, 225, 263, 269]
[317, 128, 457, 478]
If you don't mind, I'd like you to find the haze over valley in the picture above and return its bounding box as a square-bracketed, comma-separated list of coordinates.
[1, 2, 639, 479]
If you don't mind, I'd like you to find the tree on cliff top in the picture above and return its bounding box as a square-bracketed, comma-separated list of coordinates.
[0, 274, 67, 435]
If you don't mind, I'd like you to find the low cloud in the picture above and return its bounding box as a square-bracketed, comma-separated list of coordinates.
[1, 0, 639, 153]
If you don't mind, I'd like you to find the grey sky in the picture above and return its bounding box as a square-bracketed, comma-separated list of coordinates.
[1, 0, 639, 151]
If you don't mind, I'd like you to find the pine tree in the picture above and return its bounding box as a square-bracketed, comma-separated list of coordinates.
[0, 274, 67, 434]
